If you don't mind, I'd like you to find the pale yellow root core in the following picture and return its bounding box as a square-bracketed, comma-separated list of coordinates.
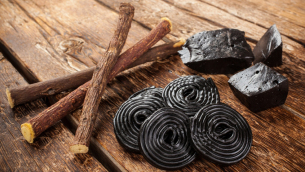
[173, 38, 186, 48]
[6, 88, 14, 108]
[70, 145, 89, 154]
[161, 17, 172, 31]
[21, 123, 35, 143]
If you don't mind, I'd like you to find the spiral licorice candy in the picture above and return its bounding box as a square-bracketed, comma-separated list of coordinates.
[139, 107, 196, 170]
[162, 75, 220, 116]
[114, 96, 165, 152]
[129, 86, 163, 99]
[189, 103, 252, 165]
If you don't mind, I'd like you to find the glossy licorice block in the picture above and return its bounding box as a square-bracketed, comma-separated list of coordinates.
[188, 103, 252, 165]
[253, 24, 282, 67]
[178, 29, 254, 74]
[228, 63, 288, 112]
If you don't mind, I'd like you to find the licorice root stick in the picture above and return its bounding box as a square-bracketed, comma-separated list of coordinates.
[6, 40, 184, 108]
[70, 3, 134, 153]
[20, 18, 172, 145]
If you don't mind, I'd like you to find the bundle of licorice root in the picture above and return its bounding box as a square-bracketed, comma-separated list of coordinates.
[113, 75, 253, 170]
[11, 3, 181, 154]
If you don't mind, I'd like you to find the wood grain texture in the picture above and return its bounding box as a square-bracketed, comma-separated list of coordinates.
[169, 0, 305, 45]
[0, 53, 107, 172]
[196, 0, 305, 44]
[1, 0, 305, 171]
[0, 0, 158, 81]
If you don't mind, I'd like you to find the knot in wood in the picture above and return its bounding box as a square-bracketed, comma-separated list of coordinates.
[59, 37, 85, 53]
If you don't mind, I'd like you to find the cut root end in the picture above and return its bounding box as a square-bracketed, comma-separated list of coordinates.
[21, 123, 35, 143]
[6, 88, 14, 108]
[70, 144, 89, 154]
[173, 38, 186, 48]
[161, 17, 172, 31]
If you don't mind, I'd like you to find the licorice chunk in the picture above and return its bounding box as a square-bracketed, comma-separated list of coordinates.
[189, 103, 252, 165]
[162, 75, 220, 116]
[179, 29, 254, 74]
[228, 62, 288, 112]
[253, 24, 282, 67]
[139, 107, 196, 170]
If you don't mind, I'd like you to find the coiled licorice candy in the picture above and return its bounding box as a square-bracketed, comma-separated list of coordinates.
[129, 86, 163, 99]
[162, 75, 220, 116]
[188, 103, 252, 165]
[113, 91, 165, 152]
[139, 107, 196, 170]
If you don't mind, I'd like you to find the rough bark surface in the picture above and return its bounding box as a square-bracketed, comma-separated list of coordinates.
[21, 12, 172, 146]
[71, 3, 135, 153]
[0, 52, 107, 172]
[7, 41, 183, 107]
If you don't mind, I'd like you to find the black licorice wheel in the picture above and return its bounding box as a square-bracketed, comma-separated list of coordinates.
[139, 107, 196, 170]
[189, 103, 252, 165]
[113, 96, 165, 152]
[129, 86, 163, 99]
[162, 75, 220, 116]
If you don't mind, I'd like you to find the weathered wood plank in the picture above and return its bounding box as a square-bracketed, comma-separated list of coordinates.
[0, 0, 159, 82]
[96, 0, 221, 40]
[2, 0, 305, 171]
[195, 0, 305, 45]
[217, 0, 305, 32]
[0, 52, 107, 172]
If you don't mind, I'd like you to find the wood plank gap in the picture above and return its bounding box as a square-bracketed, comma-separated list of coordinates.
[162, 0, 227, 28]
[282, 105, 305, 121]
[62, 114, 126, 172]
[94, 0, 174, 43]
[196, 0, 305, 47]
[0, 44, 39, 84]
[0, 45, 114, 171]
[0, 54, 107, 171]
[0, 46, 121, 170]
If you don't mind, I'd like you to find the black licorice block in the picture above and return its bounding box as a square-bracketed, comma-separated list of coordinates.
[253, 24, 282, 67]
[178, 29, 254, 74]
[228, 63, 288, 112]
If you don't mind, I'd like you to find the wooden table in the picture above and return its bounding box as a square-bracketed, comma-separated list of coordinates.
[0, 0, 304, 171]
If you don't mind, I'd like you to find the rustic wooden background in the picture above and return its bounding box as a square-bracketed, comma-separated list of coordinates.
[0, 0, 305, 171]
